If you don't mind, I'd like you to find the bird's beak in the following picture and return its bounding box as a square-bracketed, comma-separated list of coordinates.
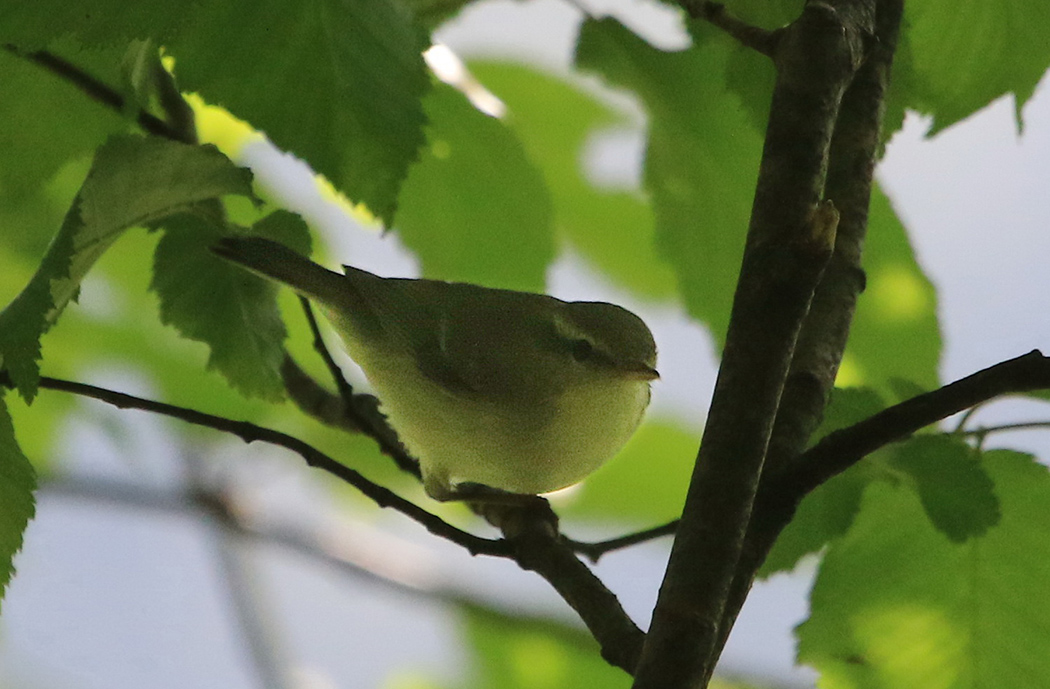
[622, 363, 660, 381]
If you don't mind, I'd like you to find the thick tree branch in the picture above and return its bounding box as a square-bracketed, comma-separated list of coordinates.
[499, 510, 645, 672]
[710, 0, 902, 662]
[633, 4, 870, 686]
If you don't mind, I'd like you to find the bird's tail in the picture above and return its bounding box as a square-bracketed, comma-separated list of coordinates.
[211, 236, 351, 309]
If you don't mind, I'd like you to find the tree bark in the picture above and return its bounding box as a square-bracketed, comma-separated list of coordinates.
[632, 2, 891, 687]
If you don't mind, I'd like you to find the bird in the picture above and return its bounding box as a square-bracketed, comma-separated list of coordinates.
[212, 236, 658, 502]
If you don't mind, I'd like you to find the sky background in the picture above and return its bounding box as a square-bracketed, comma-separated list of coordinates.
[2, 1, 1050, 688]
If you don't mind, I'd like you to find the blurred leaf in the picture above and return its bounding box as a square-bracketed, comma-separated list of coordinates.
[761, 388, 886, 577]
[460, 603, 630, 689]
[170, 0, 430, 223]
[0, 0, 191, 49]
[468, 61, 678, 301]
[842, 186, 941, 393]
[562, 419, 697, 524]
[403, 0, 475, 30]
[575, 18, 763, 344]
[815, 386, 887, 438]
[886, 377, 929, 404]
[0, 48, 126, 216]
[759, 466, 869, 578]
[888, 435, 1000, 543]
[151, 211, 310, 400]
[904, 0, 1050, 132]
[396, 83, 554, 292]
[798, 450, 1050, 688]
[0, 135, 255, 400]
[0, 393, 36, 611]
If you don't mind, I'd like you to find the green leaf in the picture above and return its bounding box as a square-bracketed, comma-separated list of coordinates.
[0, 209, 77, 400]
[760, 467, 870, 578]
[468, 61, 678, 301]
[798, 450, 1050, 688]
[170, 0, 430, 223]
[561, 419, 698, 524]
[886, 378, 929, 404]
[151, 211, 311, 400]
[815, 387, 887, 439]
[904, 0, 1050, 132]
[575, 18, 764, 344]
[0, 135, 255, 400]
[0, 393, 37, 611]
[0, 0, 191, 49]
[460, 603, 630, 689]
[760, 388, 886, 577]
[0, 48, 126, 209]
[395, 83, 554, 292]
[842, 186, 941, 393]
[888, 435, 1000, 543]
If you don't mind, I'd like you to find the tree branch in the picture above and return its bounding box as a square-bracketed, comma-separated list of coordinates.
[4, 44, 187, 142]
[9, 371, 646, 666]
[633, 5, 867, 686]
[709, 0, 901, 663]
[283, 299, 419, 479]
[500, 509, 645, 672]
[775, 349, 1050, 498]
[679, 1, 779, 57]
[566, 520, 678, 562]
[633, 2, 874, 686]
[4, 372, 506, 556]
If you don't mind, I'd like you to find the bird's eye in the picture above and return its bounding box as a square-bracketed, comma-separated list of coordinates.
[570, 338, 595, 362]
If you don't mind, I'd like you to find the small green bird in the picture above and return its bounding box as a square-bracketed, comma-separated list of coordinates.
[213, 236, 658, 501]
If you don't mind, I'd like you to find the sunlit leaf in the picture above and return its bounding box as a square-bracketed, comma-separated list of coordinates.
[798, 450, 1050, 688]
[396, 83, 554, 292]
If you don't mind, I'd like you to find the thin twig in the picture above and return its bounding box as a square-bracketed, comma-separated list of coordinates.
[679, 1, 779, 56]
[300, 297, 356, 404]
[8, 372, 508, 557]
[285, 301, 420, 477]
[958, 420, 1050, 437]
[953, 400, 990, 433]
[5, 44, 186, 142]
[566, 520, 678, 562]
[776, 349, 1050, 499]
